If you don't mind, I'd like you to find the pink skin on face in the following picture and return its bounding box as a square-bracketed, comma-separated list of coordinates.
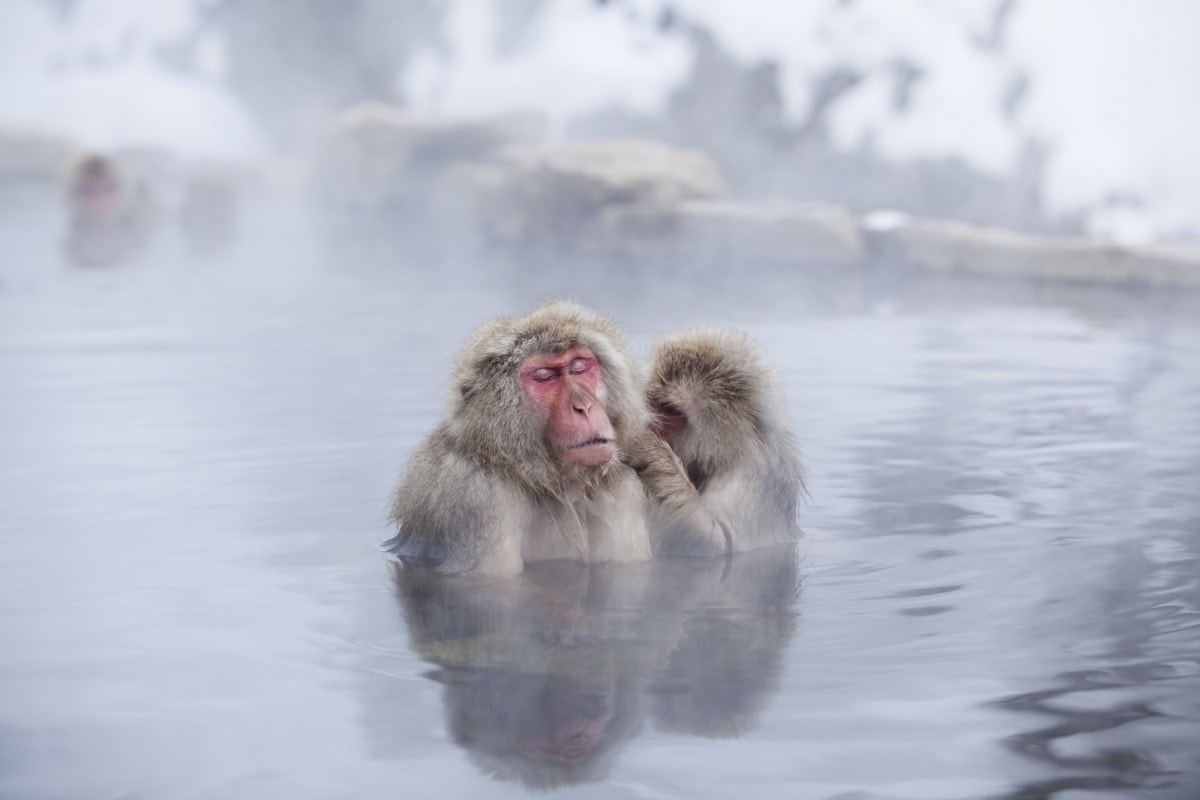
[520, 347, 616, 467]
[518, 683, 615, 765]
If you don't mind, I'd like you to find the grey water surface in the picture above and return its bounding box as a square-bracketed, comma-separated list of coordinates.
[1, 201, 1198, 800]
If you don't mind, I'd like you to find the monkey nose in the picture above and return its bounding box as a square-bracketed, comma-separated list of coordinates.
[570, 392, 593, 415]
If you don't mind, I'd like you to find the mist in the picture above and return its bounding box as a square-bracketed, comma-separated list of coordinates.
[2, 3, 1199, 799]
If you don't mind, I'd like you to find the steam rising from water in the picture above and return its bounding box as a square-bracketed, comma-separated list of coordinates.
[3, 0, 1200, 239]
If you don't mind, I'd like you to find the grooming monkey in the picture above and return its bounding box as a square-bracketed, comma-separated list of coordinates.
[627, 329, 803, 555]
[388, 301, 654, 575]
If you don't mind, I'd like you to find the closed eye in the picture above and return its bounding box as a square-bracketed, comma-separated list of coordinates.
[568, 357, 592, 375]
[530, 367, 559, 382]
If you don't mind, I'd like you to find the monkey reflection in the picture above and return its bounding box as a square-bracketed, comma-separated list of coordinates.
[64, 154, 158, 267]
[436, 668, 641, 787]
[390, 545, 799, 788]
[394, 561, 652, 788]
[648, 548, 799, 738]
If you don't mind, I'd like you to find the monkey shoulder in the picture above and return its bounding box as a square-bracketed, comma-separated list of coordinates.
[389, 427, 530, 574]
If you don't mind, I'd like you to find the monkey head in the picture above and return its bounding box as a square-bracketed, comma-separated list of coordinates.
[70, 155, 124, 221]
[646, 329, 783, 485]
[447, 301, 648, 493]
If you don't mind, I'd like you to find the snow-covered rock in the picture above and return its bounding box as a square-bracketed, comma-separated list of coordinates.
[476, 138, 723, 248]
[865, 214, 1200, 288]
[311, 103, 546, 210]
[0, 127, 79, 183]
[587, 200, 865, 269]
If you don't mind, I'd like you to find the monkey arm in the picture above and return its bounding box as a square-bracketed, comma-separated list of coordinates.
[625, 434, 802, 554]
[623, 431, 729, 557]
[696, 462, 802, 551]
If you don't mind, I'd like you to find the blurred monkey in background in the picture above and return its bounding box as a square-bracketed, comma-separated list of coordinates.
[63, 153, 158, 267]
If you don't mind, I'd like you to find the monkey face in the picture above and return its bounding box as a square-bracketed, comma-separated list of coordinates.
[75, 176, 121, 220]
[520, 347, 616, 468]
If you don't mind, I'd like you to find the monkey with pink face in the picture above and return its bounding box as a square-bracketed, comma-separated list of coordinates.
[388, 302, 655, 575]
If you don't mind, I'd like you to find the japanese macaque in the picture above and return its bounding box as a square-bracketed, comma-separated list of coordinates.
[387, 301, 654, 575]
[64, 154, 158, 266]
[626, 329, 803, 556]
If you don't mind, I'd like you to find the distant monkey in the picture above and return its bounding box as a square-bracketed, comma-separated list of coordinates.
[388, 301, 654, 575]
[627, 329, 803, 555]
[64, 153, 157, 266]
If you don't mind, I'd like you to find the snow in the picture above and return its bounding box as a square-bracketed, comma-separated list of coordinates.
[0, 0, 264, 160]
[403, 0, 692, 128]
[403, 0, 1200, 242]
[666, 0, 1022, 172]
[1009, 0, 1200, 242]
[657, 0, 1200, 241]
[1, 0, 1197, 241]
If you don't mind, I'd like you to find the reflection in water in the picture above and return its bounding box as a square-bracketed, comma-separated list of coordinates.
[391, 545, 799, 789]
[993, 525, 1200, 799]
[815, 314, 1200, 799]
[999, 674, 1166, 799]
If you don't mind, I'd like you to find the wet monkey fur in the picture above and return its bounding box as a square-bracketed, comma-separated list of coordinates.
[388, 302, 654, 576]
[629, 329, 804, 556]
[388, 308, 802, 573]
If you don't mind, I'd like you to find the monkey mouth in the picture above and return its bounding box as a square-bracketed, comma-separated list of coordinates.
[568, 436, 611, 449]
[562, 436, 616, 467]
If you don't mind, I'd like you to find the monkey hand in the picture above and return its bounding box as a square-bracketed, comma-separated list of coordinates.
[620, 428, 663, 473]
[622, 430, 699, 507]
[624, 430, 730, 557]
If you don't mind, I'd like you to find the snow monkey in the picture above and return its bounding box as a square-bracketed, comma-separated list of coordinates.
[64, 153, 158, 267]
[388, 301, 656, 576]
[628, 329, 804, 556]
